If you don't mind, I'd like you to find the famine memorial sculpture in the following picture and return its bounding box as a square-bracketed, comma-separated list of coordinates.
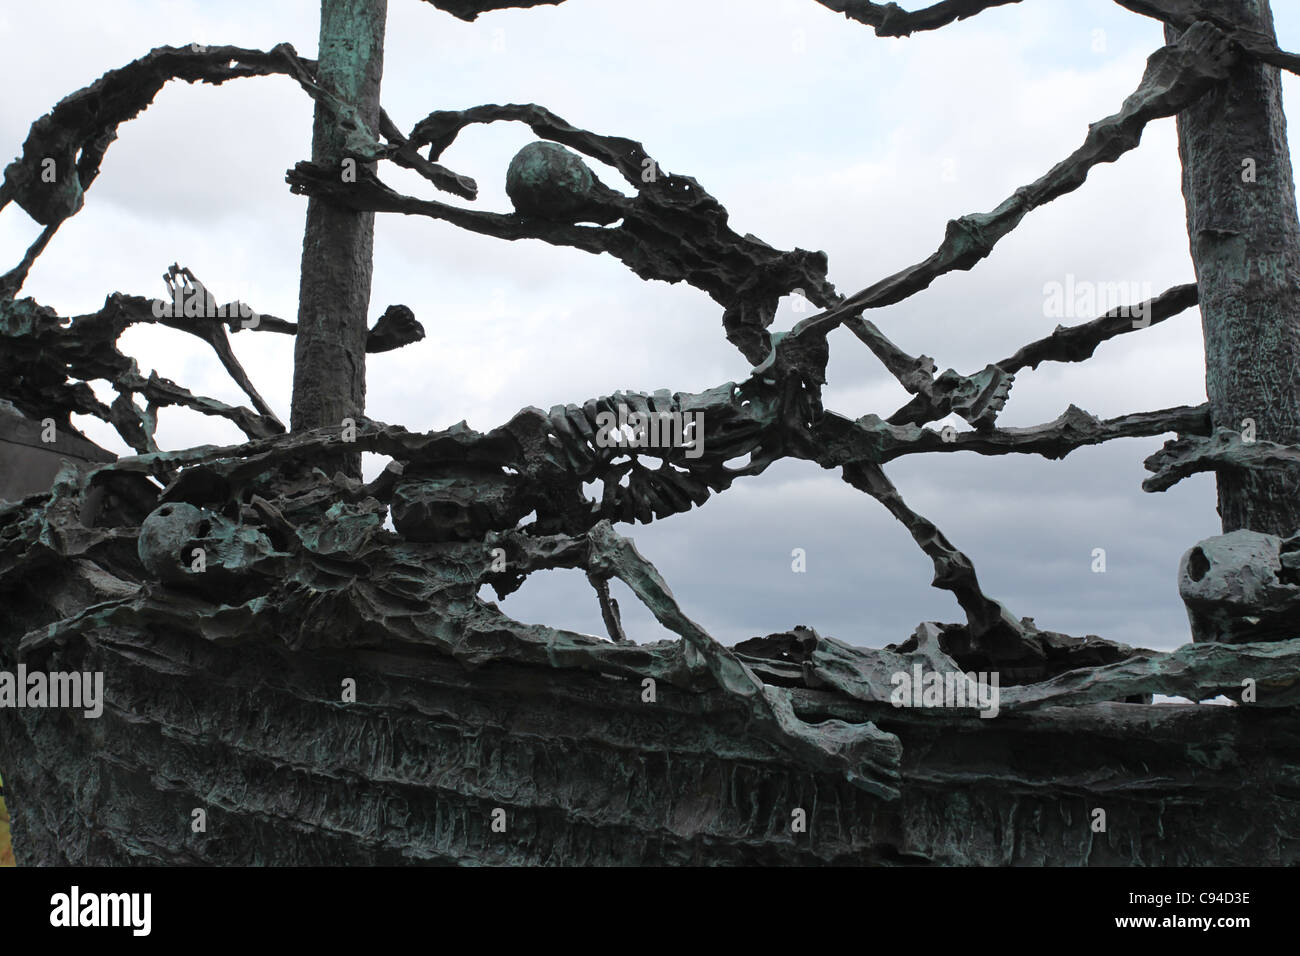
[1, 0, 1299, 866]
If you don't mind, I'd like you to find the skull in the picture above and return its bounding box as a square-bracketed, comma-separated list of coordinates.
[505, 142, 623, 225]
[137, 501, 277, 585]
[1179, 529, 1300, 643]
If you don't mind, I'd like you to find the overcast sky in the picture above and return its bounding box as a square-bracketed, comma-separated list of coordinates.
[4, 0, 1299, 652]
